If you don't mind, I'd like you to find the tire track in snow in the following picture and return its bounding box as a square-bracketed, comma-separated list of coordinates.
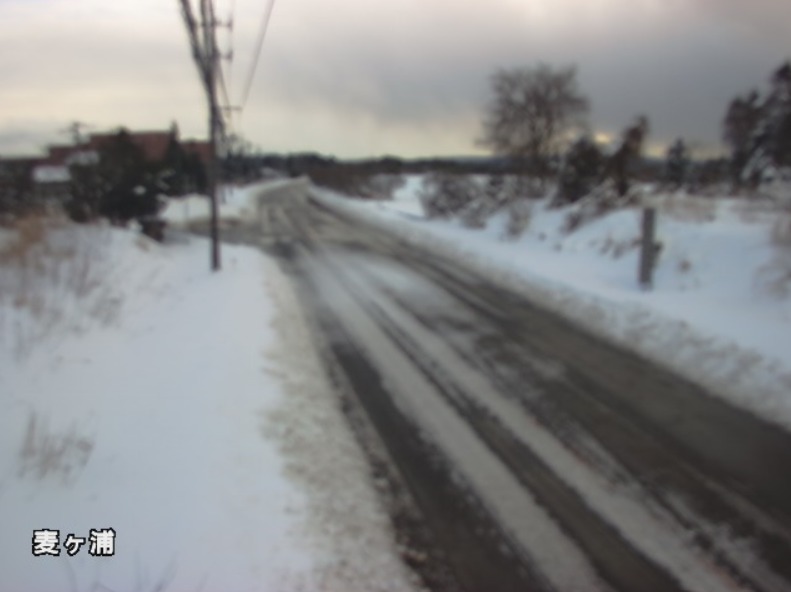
[247, 190, 791, 592]
[328, 251, 746, 592]
[353, 251, 791, 592]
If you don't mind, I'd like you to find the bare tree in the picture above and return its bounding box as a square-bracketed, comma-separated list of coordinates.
[480, 63, 589, 183]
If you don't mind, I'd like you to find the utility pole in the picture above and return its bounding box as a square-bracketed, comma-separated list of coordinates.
[60, 121, 91, 147]
[178, 0, 223, 271]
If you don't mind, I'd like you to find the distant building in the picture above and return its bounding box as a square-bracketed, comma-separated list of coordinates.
[42, 127, 210, 168]
[87, 130, 172, 163]
[182, 139, 211, 168]
[1, 126, 211, 213]
[44, 145, 77, 166]
[32, 165, 71, 203]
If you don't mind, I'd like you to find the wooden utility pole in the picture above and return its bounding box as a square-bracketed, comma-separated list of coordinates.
[178, 0, 222, 271]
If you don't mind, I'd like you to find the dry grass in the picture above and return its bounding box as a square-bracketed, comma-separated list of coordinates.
[0, 215, 119, 359]
[678, 258, 693, 273]
[771, 210, 791, 247]
[730, 197, 783, 225]
[755, 260, 791, 299]
[659, 196, 717, 223]
[0, 216, 47, 263]
[598, 236, 641, 259]
[17, 411, 94, 484]
[560, 182, 641, 235]
[755, 205, 791, 299]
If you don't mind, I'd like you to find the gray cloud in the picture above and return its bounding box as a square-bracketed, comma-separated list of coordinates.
[692, 0, 791, 37]
[239, 0, 790, 155]
[1, 0, 790, 157]
[0, 122, 60, 156]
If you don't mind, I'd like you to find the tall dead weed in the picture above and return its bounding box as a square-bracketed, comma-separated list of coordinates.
[0, 215, 118, 359]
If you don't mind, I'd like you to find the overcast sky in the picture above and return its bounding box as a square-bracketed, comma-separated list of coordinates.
[1, 0, 789, 159]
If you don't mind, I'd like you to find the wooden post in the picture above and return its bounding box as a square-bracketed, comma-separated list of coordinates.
[639, 207, 657, 290]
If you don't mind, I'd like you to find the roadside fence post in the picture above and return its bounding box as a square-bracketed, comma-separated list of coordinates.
[639, 207, 658, 290]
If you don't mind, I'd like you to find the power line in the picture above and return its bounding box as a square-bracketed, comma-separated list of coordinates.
[239, 0, 277, 112]
[219, 0, 236, 132]
[218, 64, 234, 132]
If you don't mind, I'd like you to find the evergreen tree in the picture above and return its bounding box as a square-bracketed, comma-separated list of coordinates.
[557, 136, 604, 204]
[723, 61, 791, 189]
[419, 172, 480, 218]
[609, 115, 650, 196]
[159, 133, 189, 196]
[665, 138, 690, 189]
[67, 129, 162, 224]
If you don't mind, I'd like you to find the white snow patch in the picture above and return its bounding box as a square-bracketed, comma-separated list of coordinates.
[161, 179, 300, 228]
[261, 246, 424, 592]
[32, 165, 70, 184]
[0, 220, 419, 592]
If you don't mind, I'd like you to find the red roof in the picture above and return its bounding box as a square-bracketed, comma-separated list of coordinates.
[88, 131, 172, 162]
[46, 145, 76, 165]
[182, 140, 212, 167]
[42, 128, 210, 167]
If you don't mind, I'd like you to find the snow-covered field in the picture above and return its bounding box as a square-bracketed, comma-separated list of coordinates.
[4, 174, 788, 588]
[314, 176, 791, 430]
[0, 202, 419, 591]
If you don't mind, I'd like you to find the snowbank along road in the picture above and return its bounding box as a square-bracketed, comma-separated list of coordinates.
[210, 180, 791, 592]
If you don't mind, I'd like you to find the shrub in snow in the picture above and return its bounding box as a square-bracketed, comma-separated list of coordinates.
[460, 175, 513, 228]
[756, 223, 791, 299]
[310, 168, 405, 201]
[419, 172, 548, 233]
[360, 174, 406, 200]
[687, 158, 730, 195]
[754, 202, 791, 301]
[483, 174, 506, 210]
[419, 172, 482, 219]
[459, 198, 491, 229]
[561, 181, 640, 234]
[771, 205, 791, 247]
[504, 199, 533, 239]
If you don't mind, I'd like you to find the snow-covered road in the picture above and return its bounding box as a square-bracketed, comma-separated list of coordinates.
[248, 182, 791, 592]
